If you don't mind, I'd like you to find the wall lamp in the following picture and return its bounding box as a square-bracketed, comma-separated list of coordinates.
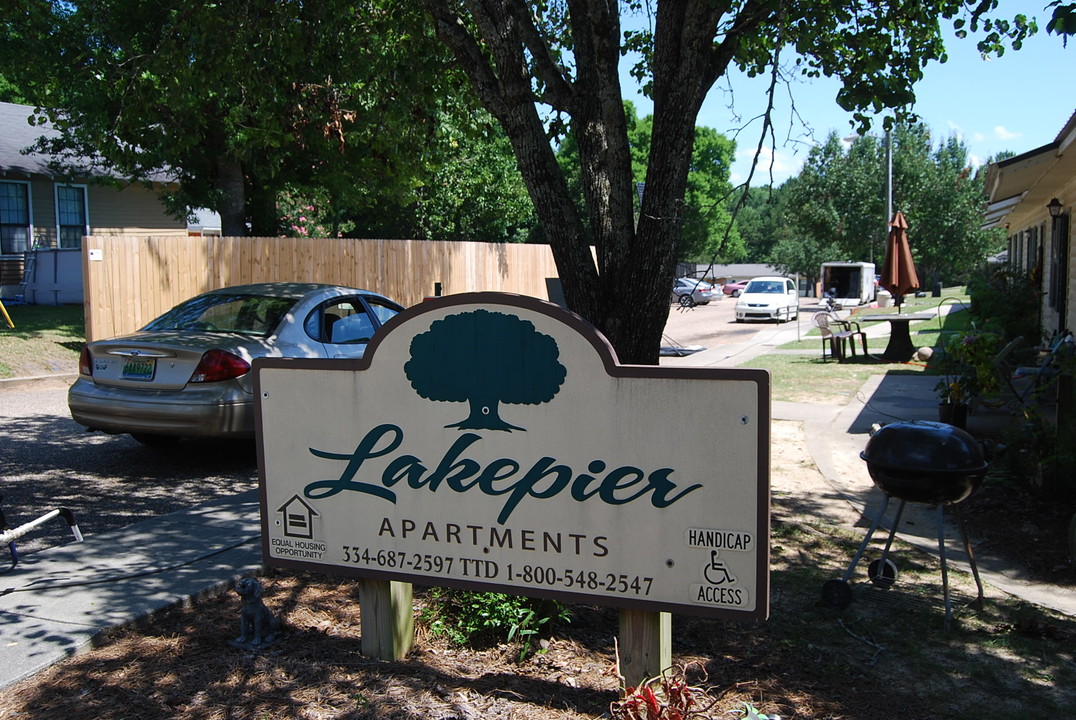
[1047, 197, 1063, 219]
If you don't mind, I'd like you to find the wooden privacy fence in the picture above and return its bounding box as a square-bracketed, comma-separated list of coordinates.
[82, 235, 562, 341]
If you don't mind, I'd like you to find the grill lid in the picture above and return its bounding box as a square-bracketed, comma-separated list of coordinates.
[859, 420, 989, 505]
[861, 420, 986, 473]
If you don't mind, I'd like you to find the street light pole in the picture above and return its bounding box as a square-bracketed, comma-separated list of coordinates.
[885, 129, 893, 226]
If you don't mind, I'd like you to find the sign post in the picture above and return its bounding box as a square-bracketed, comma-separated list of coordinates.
[256, 293, 770, 681]
[358, 579, 413, 660]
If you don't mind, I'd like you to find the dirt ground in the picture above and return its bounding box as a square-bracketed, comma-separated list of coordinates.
[1, 420, 1073, 719]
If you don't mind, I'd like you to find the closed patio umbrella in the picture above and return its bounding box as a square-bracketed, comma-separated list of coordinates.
[881, 211, 919, 311]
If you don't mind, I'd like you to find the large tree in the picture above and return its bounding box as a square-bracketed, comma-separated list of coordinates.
[772, 123, 1001, 286]
[897, 128, 1005, 286]
[276, 107, 538, 243]
[1, 0, 471, 235]
[422, 0, 1033, 363]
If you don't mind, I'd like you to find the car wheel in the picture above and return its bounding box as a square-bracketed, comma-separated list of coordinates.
[732, 290, 741, 298]
[678, 294, 695, 308]
[131, 433, 181, 447]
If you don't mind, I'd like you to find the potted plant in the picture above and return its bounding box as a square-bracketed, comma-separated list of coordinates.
[935, 377, 970, 428]
[936, 330, 1002, 427]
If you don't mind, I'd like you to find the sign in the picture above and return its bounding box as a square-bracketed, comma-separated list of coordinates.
[255, 293, 770, 621]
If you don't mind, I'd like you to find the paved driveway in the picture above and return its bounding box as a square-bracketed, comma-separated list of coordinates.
[0, 377, 258, 558]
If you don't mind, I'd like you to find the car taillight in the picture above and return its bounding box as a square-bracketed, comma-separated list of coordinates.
[189, 349, 251, 383]
[78, 346, 93, 376]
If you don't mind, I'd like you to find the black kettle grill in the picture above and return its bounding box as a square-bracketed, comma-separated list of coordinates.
[822, 420, 990, 626]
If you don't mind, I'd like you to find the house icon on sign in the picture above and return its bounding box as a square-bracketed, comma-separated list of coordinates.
[278, 495, 319, 539]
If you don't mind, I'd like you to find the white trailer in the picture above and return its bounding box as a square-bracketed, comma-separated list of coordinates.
[820, 262, 876, 308]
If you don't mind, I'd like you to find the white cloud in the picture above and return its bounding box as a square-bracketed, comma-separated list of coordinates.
[995, 126, 1022, 141]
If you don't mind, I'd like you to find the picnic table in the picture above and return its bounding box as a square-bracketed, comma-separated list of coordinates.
[858, 313, 934, 362]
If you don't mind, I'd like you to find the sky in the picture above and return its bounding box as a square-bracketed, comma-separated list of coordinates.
[619, 2, 1075, 186]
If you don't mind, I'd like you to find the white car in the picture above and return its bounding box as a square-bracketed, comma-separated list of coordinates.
[734, 276, 800, 323]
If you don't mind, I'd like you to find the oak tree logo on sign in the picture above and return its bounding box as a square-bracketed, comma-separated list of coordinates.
[404, 309, 566, 432]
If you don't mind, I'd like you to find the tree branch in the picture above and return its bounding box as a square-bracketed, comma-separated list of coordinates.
[422, 0, 510, 118]
[506, 0, 575, 110]
[423, 0, 600, 320]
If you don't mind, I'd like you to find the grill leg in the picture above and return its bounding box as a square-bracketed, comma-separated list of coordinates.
[876, 499, 906, 570]
[937, 505, 953, 630]
[954, 504, 985, 609]
[841, 495, 891, 582]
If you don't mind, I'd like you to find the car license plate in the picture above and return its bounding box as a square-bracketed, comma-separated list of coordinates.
[122, 357, 156, 381]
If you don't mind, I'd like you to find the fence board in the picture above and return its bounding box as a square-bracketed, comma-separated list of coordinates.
[82, 236, 563, 340]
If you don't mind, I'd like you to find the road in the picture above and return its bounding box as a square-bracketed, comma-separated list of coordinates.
[0, 376, 258, 559]
[0, 301, 804, 561]
[661, 295, 813, 362]
[662, 295, 756, 348]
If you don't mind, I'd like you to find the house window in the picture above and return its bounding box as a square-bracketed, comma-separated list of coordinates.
[56, 184, 88, 248]
[0, 181, 30, 255]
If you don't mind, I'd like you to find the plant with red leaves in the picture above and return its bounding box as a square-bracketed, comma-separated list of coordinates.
[610, 664, 717, 720]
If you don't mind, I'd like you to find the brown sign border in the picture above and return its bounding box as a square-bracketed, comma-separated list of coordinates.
[254, 292, 771, 621]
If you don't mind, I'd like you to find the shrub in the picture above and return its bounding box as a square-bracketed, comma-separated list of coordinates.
[420, 588, 571, 660]
[937, 330, 1003, 403]
[966, 265, 1041, 347]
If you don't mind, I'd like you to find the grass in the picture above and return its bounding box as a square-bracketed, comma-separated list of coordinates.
[741, 353, 903, 403]
[784, 302, 974, 350]
[745, 287, 974, 403]
[0, 302, 84, 378]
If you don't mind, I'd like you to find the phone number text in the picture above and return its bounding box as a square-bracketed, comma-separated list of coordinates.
[340, 546, 653, 596]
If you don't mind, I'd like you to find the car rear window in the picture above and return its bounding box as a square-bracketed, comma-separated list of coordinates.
[143, 294, 296, 337]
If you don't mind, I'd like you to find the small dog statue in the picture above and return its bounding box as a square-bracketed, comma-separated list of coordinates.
[233, 577, 281, 647]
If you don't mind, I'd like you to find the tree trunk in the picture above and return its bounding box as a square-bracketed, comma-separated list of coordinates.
[216, 157, 247, 237]
[588, 0, 737, 364]
[424, 0, 749, 364]
[448, 396, 524, 432]
[248, 177, 281, 237]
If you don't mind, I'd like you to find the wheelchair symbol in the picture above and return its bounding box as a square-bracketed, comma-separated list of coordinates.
[703, 549, 736, 585]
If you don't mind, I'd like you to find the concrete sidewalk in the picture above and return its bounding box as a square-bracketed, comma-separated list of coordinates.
[0, 491, 263, 689]
[664, 305, 1076, 619]
[2, 304, 1072, 693]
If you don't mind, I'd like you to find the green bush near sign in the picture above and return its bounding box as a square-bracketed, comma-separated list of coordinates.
[421, 588, 571, 661]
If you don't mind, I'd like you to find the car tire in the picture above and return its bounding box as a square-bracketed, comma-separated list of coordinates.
[131, 433, 181, 447]
[678, 294, 695, 308]
[732, 290, 741, 298]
